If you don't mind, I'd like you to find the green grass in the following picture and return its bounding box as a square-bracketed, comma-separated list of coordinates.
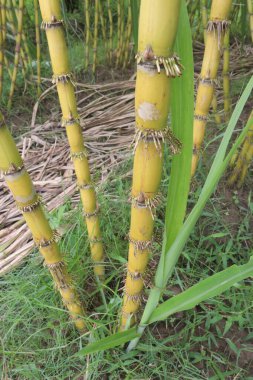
[1, 155, 253, 379]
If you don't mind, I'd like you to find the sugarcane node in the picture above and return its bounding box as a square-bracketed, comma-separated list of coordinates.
[198, 76, 218, 86]
[70, 150, 88, 160]
[128, 235, 153, 253]
[41, 18, 64, 30]
[34, 229, 60, 249]
[194, 113, 209, 122]
[3, 162, 24, 176]
[77, 182, 95, 190]
[207, 19, 231, 51]
[89, 237, 103, 244]
[125, 290, 144, 304]
[135, 50, 183, 77]
[52, 73, 75, 86]
[127, 269, 144, 281]
[18, 196, 42, 213]
[121, 310, 139, 321]
[61, 116, 80, 127]
[84, 205, 100, 219]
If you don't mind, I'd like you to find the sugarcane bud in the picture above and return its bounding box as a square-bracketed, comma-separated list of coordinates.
[143, 45, 155, 61]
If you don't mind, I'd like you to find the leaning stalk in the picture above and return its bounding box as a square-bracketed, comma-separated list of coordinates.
[123, 0, 132, 69]
[120, 0, 183, 329]
[191, 0, 232, 176]
[39, 0, 105, 279]
[0, 112, 85, 331]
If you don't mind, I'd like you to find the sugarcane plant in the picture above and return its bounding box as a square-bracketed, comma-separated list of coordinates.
[38, 0, 105, 279]
[0, 111, 86, 331]
[191, 0, 233, 176]
[120, 0, 184, 329]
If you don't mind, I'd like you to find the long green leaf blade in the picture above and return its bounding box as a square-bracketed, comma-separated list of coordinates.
[77, 328, 139, 356]
[149, 257, 253, 324]
[159, 0, 194, 285]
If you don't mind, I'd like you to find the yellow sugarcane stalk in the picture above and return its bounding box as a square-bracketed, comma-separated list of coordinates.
[92, 0, 99, 74]
[120, 0, 183, 329]
[1, 0, 6, 44]
[228, 111, 253, 188]
[223, 28, 231, 120]
[7, 0, 24, 110]
[191, 0, 232, 176]
[201, 0, 221, 126]
[39, 0, 105, 279]
[0, 1, 3, 96]
[107, 0, 113, 64]
[0, 112, 85, 331]
[84, 0, 90, 70]
[34, 0, 41, 96]
[6, 0, 27, 71]
[248, 0, 253, 42]
[12, 0, 32, 69]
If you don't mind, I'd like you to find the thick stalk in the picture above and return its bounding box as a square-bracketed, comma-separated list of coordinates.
[0, 113, 85, 330]
[92, 0, 98, 74]
[34, 0, 41, 96]
[191, 0, 232, 176]
[84, 0, 90, 70]
[7, 0, 24, 110]
[38, 0, 105, 279]
[120, 0, 182, 329]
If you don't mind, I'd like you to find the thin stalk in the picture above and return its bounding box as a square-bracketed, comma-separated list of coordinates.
[34, 0, 41, 96]
[0, 112, 86, 331]
[0, 1, 3, 96]
[98, 0, 108, 62]
[228, 111, 253, 188]
[107, 0, 113, 64]
[116, 0, 121, 67]
[92, 0, 99, 74]
[84, 0, 90, 70]
[248, 0, 253, 42]
[7, 0, 24, 110]
[123, 0, 132, 69]
[39, 0, 105, 279]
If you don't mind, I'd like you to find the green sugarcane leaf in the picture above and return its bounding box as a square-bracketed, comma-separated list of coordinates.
[77, 328, 139, 356]
[130, 0, 140, 52]
[149, 257, 253, 323]
[128, 76, 253, 351]
[159, 0, 194, 283]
